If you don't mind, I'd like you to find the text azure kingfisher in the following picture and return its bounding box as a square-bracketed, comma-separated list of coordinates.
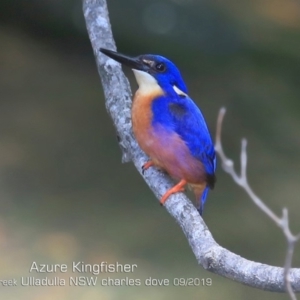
[100, 48, 216, 215]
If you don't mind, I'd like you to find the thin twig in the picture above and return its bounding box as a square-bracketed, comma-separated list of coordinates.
[215, 107, 300, 300]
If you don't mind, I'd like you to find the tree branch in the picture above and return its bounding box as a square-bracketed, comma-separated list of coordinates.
[83, 0, 300, 294]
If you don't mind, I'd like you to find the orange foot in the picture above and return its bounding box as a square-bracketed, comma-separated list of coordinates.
[142, 160, 154, 175]
[160, 179, 187, 205]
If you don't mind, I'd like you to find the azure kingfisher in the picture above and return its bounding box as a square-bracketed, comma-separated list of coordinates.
[100, 48, 216, 215]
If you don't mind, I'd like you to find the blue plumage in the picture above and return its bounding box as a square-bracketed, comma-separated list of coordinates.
[152, 94, 216, 176]
[150, 55, 216, 177]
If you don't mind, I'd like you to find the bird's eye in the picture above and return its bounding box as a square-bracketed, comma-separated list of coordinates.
[155, 63, 166, 72]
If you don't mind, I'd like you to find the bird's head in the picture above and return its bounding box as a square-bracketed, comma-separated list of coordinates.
[100, 48, 187, 96]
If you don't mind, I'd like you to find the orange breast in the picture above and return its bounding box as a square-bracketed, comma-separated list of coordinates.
[132, 90, 207, 186]
[131, 90, 156, 147]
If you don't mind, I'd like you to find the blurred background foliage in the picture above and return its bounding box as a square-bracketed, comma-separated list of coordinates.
[0, 0, 300, 299]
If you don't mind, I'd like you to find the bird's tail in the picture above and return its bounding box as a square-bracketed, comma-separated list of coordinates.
[192, 184, 209, 216]
[199, 187, 209, 215]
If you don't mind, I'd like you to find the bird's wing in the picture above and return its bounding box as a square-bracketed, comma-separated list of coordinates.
[152, 94, 216, 179]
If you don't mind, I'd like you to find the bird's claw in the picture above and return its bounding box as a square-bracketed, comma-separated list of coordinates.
[142, 161, 154, 175]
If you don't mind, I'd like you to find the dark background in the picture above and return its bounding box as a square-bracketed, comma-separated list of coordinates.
[1, 0, 300, 299]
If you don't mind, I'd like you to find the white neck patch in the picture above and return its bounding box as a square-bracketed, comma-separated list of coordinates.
[173, 85, 187, 97]
[132, 69, 162, 94]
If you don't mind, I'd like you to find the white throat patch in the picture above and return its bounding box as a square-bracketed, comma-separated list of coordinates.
[132, 69, 162, 94]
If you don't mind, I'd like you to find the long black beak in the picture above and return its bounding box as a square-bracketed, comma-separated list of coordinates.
[100, 48, 144, 71]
